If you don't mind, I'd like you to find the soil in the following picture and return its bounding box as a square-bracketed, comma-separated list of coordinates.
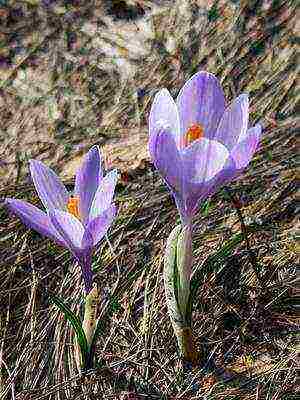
[0, 1, 298, 399]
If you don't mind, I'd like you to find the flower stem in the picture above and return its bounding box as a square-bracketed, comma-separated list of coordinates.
[75, 283, 99, 371]
[82, 283, 99, 347]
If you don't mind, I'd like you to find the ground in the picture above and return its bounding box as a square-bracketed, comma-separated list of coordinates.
[0, 0, 298, 399]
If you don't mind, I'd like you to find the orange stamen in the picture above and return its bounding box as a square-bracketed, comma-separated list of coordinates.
[67, 196, 80, 219]
[185, 123, 204, 146]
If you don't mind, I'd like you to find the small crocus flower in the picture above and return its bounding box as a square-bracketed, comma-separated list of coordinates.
[149, 71, 262, 225]
[6, 146, 117, 294]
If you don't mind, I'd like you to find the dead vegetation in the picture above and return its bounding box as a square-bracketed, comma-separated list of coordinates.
[0, 0, 298, 399]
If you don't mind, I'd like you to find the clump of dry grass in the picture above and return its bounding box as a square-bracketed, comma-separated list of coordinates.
[0, 0, 298, 399]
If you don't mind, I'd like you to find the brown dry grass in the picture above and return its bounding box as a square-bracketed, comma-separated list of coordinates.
[0, 0, 298, 399]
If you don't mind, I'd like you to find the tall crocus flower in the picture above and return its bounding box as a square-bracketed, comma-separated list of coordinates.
[149, 71, 262, 366]
[6, 146, 117, 295]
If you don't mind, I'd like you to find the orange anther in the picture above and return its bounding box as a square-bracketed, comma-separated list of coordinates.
[67, 196, 80, 219]
[185, 123, 204, 145]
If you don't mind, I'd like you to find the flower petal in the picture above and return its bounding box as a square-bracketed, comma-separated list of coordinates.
[149, 126, 183, 195]
[5, 198, 65, 245]
[182, 138, 229, 184]
[76, 250, 93, 294]
[176, 71, 225, 143]
[179, 138, 230, 218]
[49, 210, 89, 252]
[184, 157, 236, 219]
[89, 169, 118, 221]
[231, 124, 262, 169]
[149, 88, 181, 149]
[86, 204, 116, 245]
[74, 146, 102, 225]
[214, 94, 249, 149]
[29, 160, 69, 211]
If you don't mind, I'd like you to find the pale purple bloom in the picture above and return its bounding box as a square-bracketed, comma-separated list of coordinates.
[149, 71, 262, 225]
[6, 146, 117, 294]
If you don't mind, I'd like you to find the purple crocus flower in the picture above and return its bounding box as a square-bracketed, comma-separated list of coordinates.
[6, 146, 117, 294]
[149, 71, 262, 225]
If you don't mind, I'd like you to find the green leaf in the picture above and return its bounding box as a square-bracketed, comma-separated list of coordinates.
[201, 199, 212, 217]
[163, 225, 183, 324]
[50, 294, 89, 368]
[176, 226, 192, 322]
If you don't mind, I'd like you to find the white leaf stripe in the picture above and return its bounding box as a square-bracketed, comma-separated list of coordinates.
[163, 226, 183, 325]
[176, 226, 192, 320]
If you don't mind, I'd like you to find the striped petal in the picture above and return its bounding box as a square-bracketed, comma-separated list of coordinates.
[74, 146, 102, 225]
[5, 198, 65, 246]
[214, 94, 249, 150]
[182, 138, 229, 184]
[86, 204, 116, 245]
[49, 209, 90, 252]
[149, 126, 183, 196]
[89, 170, 118, 221]
[231, 124, 262, 169]
[177, 71, 225, 143]
[29, 160, 69, 211]
[149, 88, 181, 149]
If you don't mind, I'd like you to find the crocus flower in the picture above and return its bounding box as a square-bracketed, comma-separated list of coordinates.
[149, 71, 262, 225]
[150, 71, 262, 366]
[6, 146, 117, 294]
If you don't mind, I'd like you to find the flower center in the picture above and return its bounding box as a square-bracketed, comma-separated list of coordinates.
[185, 123, 204, 146]
[67, 196, 80, 219]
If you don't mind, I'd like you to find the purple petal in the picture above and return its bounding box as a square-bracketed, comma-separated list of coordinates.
[86, 204, 116, 245]
[231, 124, 262, 169]
[180, 138, 230, 219]
[214, 94, 249, 150]
[89, 169, 118, 221]
[149, 89, 181, 149]
[186, 128, 261, 218]
[74, 146, 102, 225]
[49, 210, 91, 253]
[5, 198, 65, 246]
[75, 229, 94, 294]
[176, 71, 225, 143]
[149, 126, 183, 196]
[184, 157, 236, 218]
[29, 160, 69, 211]
[75, 250, 93, 294]
[182, 138, 229, 185]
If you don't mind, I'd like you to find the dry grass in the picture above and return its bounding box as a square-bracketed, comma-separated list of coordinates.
[0, 0, 298, 399]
